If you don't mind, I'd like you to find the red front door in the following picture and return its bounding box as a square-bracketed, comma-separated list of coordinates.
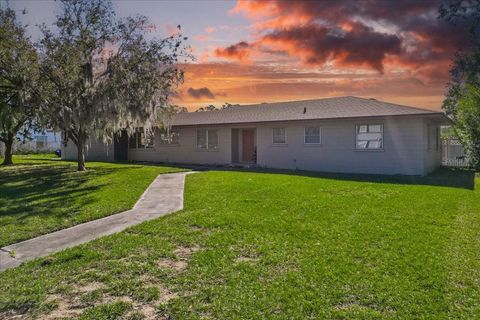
[242, 129, 255, 162]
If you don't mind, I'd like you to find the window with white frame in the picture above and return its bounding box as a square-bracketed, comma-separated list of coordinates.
[142, 130, 154, 148]
[129, 128, 154, 149]
[272, 128, 286, 144]
[427, 124, 432, 151]
[435, 127, 440, 151]
[304, 127, 321, 144]
[158, 130, 179, 145]
[196, 129, 218, 150]
[356, 124, 383, 149]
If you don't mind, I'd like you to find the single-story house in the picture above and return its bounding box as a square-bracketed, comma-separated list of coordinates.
[0, 129, 61, 155]
[62, 96, 450, 175]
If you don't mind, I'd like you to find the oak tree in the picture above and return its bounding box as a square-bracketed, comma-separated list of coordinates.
[0, 7, 41, 165]
[41, 0, 189, 171]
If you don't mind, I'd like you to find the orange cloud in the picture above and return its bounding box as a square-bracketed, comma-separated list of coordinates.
[205, 26, 216, 33]
[172, 1, 468, 111]
[224, 0, 466, 78]
[214, 41, 253, 62]
[194, 34, 211, 42]
[173, 62, 446, 111]
[229, 0, 277, 18]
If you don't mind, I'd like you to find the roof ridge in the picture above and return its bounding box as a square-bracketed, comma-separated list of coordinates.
[346, 96, 438, 113]
[236, 96, 352, 108]
[173, 95, 447, 127]
[196, 96, 437, 113]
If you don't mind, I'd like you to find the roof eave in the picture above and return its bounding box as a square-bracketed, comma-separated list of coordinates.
[172, 112, 450, 127]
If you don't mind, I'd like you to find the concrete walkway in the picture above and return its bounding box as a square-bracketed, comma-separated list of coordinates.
[0, 172, 192, 271]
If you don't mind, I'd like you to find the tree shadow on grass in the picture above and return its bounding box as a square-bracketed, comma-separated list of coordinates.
[0, 162, 156, 216]
[178, 165, 476, 190]
[0, 164, 126, 246]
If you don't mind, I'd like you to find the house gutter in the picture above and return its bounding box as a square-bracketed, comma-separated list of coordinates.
[171, 112, 451, 128]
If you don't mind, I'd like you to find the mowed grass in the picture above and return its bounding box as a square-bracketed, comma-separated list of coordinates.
[0, 154, 186, 247]
[1, 167, 480, 319]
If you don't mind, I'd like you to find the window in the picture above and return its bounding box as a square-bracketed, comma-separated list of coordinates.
[273, 128, 286, 144]
[129, 128, 154, 149]
[137, 132, 145, 148]
[197, 129, 218, 150]
[304, 127, 321, 144]
[356, 124, 383, 149]
[129, 134, 137, 148]
[159, 130, 179, 145]
[427, 125, 440, 152]
[207, 130, 218, 149]
[144, 131, 154, 148]
[427, 124, 432, 151]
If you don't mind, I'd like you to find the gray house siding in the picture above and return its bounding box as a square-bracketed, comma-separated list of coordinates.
[128, 126, 231, 165]
[423, 119, 442, 174]
[254, 117, 426, 175]
[125, 116, 439, 175]
[62, 137, 114, 162]
[62, 116, 443, 176]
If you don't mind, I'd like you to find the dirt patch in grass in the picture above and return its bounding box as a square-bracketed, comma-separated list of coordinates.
[43, 294, 83, 320]
[158, 258, 188, 271]
[334, 302, 369, 311]
[235, 256, 259, 264]
[158, 245, 201, 272]
[0, 310, 27, 320]
[38, 281, 177, 319]
[190, 225, 205, 232]
[174, 245, 200, 259]
[132, 304, 157, 319]
[75, 281, 105, 293]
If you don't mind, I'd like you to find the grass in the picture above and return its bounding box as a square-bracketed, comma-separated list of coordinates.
[0, 154, 186, 247]
[0, 162, 479, 319]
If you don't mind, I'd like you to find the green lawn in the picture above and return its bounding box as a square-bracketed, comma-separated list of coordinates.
[0, 154, 185, 247]
[1, 162, 479, 319]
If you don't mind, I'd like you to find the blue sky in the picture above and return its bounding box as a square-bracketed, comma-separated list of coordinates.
[9, 0, 247, 53]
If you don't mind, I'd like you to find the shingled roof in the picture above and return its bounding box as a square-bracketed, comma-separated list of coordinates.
[173, 96, 447, 126]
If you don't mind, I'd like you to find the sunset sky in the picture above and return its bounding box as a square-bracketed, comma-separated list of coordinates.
[10, 0, 469, 111]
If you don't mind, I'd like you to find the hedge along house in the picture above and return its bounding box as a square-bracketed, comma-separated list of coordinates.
[62, 96, 450, 176]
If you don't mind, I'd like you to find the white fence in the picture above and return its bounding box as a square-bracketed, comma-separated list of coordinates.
[442, 138, 469, 167]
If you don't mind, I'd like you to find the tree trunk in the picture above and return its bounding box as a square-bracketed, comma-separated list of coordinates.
[77, 133, 87, 171]
[1, 133, 14, 166]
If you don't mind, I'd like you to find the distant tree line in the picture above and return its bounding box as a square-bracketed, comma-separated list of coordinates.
[195, 102, 240, 112]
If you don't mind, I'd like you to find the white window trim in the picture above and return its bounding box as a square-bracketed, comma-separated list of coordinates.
[304, 127, 322, 145]
[355, 123, 384, 151]
[196, 129, 219, 151]
[427, 124, 432, 151]
[128, 129, 155, 151]
[272, 127, 287, 145]
[158, 131, 180, 147]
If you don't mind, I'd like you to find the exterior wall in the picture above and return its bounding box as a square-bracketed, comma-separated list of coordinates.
[130, 116, 432, 175]
[423, 120, 442, 174]
[255, 117, 426, 175]
[128, 126, 231, 165]
[61, 116, 442, 176]
[62, 137, 114, 162]
[18, 130, 61, 151]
